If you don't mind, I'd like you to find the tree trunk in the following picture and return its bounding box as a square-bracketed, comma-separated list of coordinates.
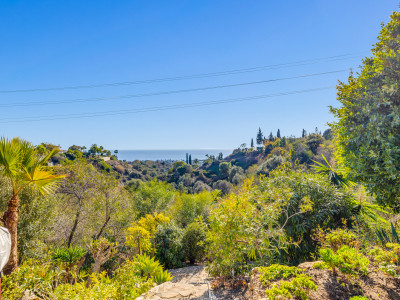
[2, 195, 19, 275]
[96, 216, 111, 239]
[68, 209, 81, 247]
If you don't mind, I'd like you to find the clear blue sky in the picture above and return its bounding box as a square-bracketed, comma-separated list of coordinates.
[0, 1, 398, 150]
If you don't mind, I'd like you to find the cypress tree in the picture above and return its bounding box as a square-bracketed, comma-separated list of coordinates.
[189, 154, 192, 165]
[268, 132, 274, 142]
[256, 128, 263, 146]
[251, 138, 254, 148]
[277, 129, 281, 138]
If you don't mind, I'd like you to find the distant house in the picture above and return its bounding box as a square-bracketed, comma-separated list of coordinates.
[100, 156, 111, 162]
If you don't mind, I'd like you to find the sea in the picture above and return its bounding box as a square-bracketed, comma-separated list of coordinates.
[114, 149, 233, 162]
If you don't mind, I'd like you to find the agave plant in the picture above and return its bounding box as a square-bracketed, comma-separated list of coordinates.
[51, 246, 87, 271]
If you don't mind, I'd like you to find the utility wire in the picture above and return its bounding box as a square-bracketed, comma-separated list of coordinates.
[0, 86, 334, 123]
[0, 69, 345, 108]
[0, 53, 363, 94]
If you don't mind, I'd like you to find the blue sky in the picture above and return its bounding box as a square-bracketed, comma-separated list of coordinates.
[0, 0, 398, 150]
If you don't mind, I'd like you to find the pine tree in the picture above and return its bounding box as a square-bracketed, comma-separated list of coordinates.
[251, 138, 254, 148]
[256, 128, 263, 146]
[277, 129, 281, 138]
[268, 132, 274, 141]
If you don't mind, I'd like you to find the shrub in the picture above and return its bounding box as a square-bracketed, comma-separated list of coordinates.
[257, 170, 355, 264]
[2, 260, 64, 299]
[212, 180, 232, 195]
[369, 243, 400, 278]
[155, 222, 185, 268]
[258, 264, 302, 285]
[182, 217, 208, 264]
[264, 274, 317, 300]
[320, 245, 369, 276]
[324, 228, 359, 251]
[170, 191, 214, 227]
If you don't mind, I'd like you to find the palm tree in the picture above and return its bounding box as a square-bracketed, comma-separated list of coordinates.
[0, 137, 65, 274]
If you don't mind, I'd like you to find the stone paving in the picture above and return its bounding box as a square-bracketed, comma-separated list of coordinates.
[137, 265, 212, 300]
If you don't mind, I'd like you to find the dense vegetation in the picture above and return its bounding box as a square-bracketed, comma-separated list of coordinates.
[2, 5, 400, 300]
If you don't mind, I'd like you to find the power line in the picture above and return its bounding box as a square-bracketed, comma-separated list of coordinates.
[0, 53, 363, 94]
[0, 69, 346, 108]
[0, 86, 334, 123]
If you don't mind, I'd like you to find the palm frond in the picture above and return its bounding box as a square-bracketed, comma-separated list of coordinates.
[23, 166, 66, 195]
[0, 137, 23, 177]
[311, 154, 354, 188]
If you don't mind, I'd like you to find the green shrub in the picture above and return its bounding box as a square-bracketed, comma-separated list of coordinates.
[324, 228, 359, 251]
[369, 243, 400, 278]
[264, 274, 317, 300]
[182, 217, 208, 264]
[349, 296, 369, 300]
[51, 246, 86, 266]
[320, 245, 369, 276]
[258, 264, 302, 285]
[155, 222, 185, 268]
[2, 259, 65, 299]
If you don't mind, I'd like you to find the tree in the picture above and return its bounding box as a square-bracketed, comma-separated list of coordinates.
[281, 136, 287, 147]
[268, 132, 274, 142]
[331, 9, 400, 210]
[251, 138, 254, 148]
[306, 133, 324, 154]
[188, 155, 192, 165]
[186, 153, 189, 164]
[0, 137, 64, 274]
[256, 128, 263, 146]
[277, 129, 281, 139]
[302, 129, 307, 138]
[57, 162, 99, 247]
[218, 153, 223, 160]
[219, 162, 230, 180]
[322, 129, 333, 140]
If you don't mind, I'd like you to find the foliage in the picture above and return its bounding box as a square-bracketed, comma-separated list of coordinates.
[320, 245, 369, 276]
[264, 274, 317, 300]
[129, 180, 176, 218]
[349, 297, 369, 300]
[182, 217, 208, 264]
[369, 243, 400, 278]
[331, 9, 400, 211]
[126, 213, 170, 255]
[323, 228, 359, 251]
[2, 259, 65, 300]
[169, 190, 214, 227]
[219, 162, 230, 180]
[375, 223, 400, 245]
[258, 264, 302, 285]
[206, 179, 286, 278]
[312, 154, 353, 188]
[155, 222, 185, 268]
[51, 246, 86, 267]
[3, 255, 171, 300]
[257, 169, 355, 264]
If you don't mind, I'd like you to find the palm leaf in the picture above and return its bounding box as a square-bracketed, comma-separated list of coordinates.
[311, 154, 354, 188]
